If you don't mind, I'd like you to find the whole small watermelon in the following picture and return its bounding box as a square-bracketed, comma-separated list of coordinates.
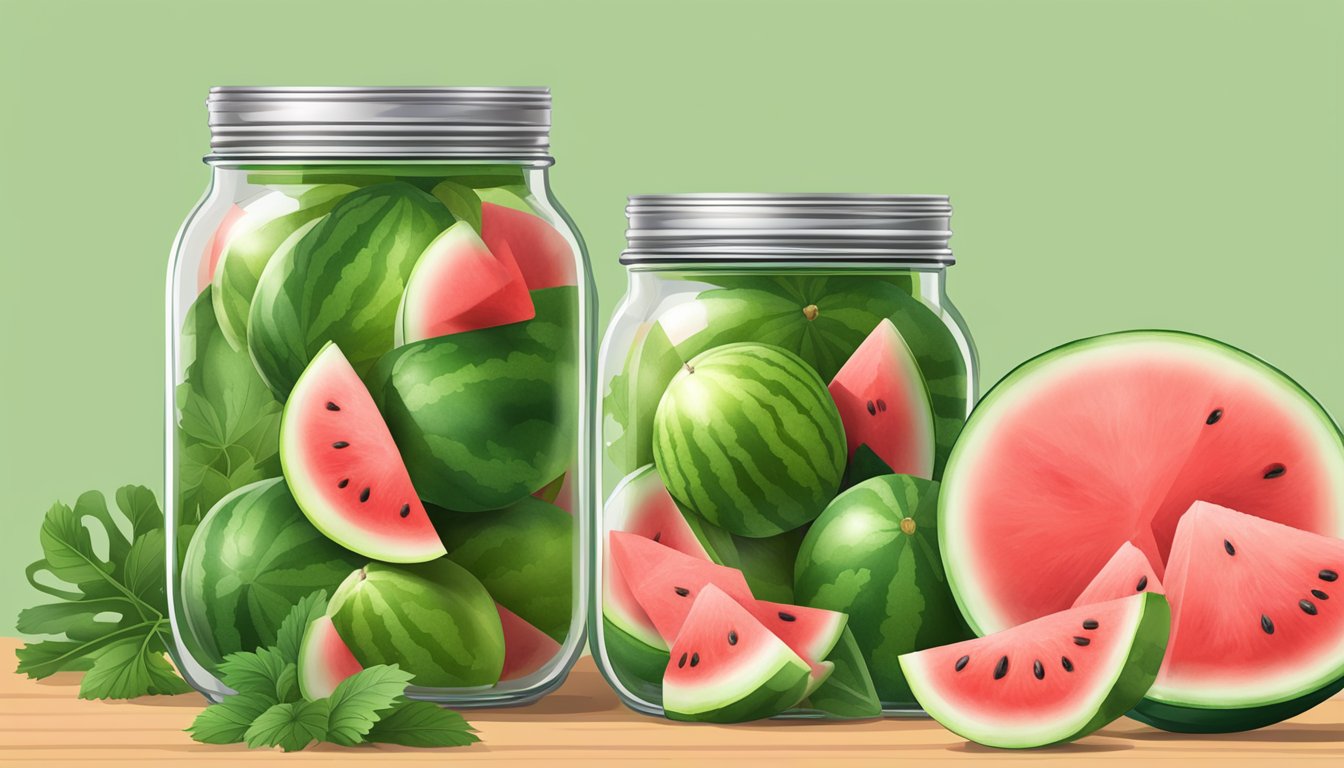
[178, 478, 364, 670]
[794, 474, 972, 705]
[652, 342, 845, 538]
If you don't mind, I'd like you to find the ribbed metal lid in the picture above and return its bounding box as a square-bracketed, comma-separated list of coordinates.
[622, 194, 954, 264]
[205, 86, 552, 163]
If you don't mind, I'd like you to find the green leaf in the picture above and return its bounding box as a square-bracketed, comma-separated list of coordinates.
[323, 665, 414, 746]
[79, 638, 191, 699]
[430, 179, 483, 232]
[273, 590, 328, 665]
[244, 699, 330, 752]
[366, 700, 479, 748]
[217, 647, 297, 702]
[188, 693, 275, 745]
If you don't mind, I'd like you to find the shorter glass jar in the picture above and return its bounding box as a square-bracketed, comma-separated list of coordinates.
[592, 194, 977, 719]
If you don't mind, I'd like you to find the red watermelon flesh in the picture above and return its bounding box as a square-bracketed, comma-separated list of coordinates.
[610, 531, 753, 645]
[1072, 542, 1164, 608]
[941, 332, 1344, 635]
[534, 469, 575, 515]
[279, 343, 445, 563]
[1151, 501, 1344, 709]
[498, 603, 561, 682]
[829, 319, 936, 479]
[196, 203, 246, 292]
[297, 615, 363, 700]
[748, 600, 847, 666]
[480, 202, 577, 290]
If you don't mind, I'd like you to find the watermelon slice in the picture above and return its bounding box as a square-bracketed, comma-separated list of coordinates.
[900, 593, 1171, 749]
[663, 585, 813, 723]
[940, 331, 1344, 635]
[747, 600, 843, 696]
[297, 615, 363, 700]
[498, 604, 561, 682]
[828, 319, 937, 480]
[396, 221, 535, 344]
[479, 202, 577, 290]
[610, 531, 752, 646]
[279, 343, 444, 563]
[1072, 542, 1165, 607]
[1134, 502, 1344, 732]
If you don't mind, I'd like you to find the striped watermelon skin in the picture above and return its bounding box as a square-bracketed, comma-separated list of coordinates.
[248, 182, 452, 396]
[374, 286, 578, 513]
[652, 342, 845, 538]
[328, 560, 505, 688]
[178, 478, 364, 671]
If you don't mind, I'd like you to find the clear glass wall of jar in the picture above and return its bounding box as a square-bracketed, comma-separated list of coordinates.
[166, 87, 593, 707]
[593, 195, 976, 719]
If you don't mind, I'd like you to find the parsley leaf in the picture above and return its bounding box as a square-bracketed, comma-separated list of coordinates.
[244, 699, 331, 752]
[366, 699, 480, 748]
[188, 693, 275, 744]
[324, 665, 414, 746]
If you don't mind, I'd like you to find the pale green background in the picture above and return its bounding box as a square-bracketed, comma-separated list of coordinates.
[1, 0, 1339, 632]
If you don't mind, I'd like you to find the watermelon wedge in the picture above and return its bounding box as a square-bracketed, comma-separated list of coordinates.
[479, 202, 577, 290]
[498, 604, 561, 682]
[610, 531, 753, 646]
[940, 332, 1344, 636]
[1133, 501, 1344, 732]
[747, 600, 844, 696]
[297, 615, 363, 700]
[663, 585, 813, 723]
[279, 343, 445, 563]
[829, 319, 937, 480]
[396, 221, 535, 344]
[1072, 542, 1164, 607]
[900, 593, 1171, 749]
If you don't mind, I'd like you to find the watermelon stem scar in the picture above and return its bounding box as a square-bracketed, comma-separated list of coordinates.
[802, 304, 819, 321]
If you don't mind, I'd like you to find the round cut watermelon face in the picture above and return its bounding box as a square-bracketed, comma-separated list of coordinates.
[900, 593, 1171, 749]
[1072, 542, 1164, 608]
[663, 585, 813, 723]
[297, 615, 363, 700]
[279, 342, 445, 563]
[941, 331, 1344, 636]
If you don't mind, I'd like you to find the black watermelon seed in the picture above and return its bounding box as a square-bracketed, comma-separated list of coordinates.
[332, 441, 350, 449]
[1033, 660, 1045, 680]
[1312, 589, 1329, 600]
[993, 656, 1008, 680]
[1061, 657, 1074, 672]
[866, 400, 877, 416]
[1224, 539, 1236, 556]
[674, 587, 690, 597]
[359, 488, 370, 503]
[1300, 600, 1318, 616]
[690, 653, 700, 668]
[1321, 570, 1339, 582]
[1206, 409, 1223, 425]
[1136, 576, 1149, 591]
[955, 655, 970, 672]
[326, 401, 340, 411]
[678, 653, 687, 668]
[337, 478, 349, 489]
[652, 532, 662, 543]
[778, 612, 796, 622]
[1082, 619, 1099, 630]
[728, 631, 738, 646]
[876, 399, 887, 412]
[1263, 464, 1286, 480]
[1073, 636, 1091, 646]
[399, 504, 410, 519]
[1261, 614, 1275, 634]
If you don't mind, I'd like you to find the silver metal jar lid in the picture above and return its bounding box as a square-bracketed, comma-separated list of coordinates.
[205, 86, 552, 163]
[622, 193, 954, 265]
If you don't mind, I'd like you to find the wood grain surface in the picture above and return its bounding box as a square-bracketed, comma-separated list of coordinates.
[1, 638, 1340, 766]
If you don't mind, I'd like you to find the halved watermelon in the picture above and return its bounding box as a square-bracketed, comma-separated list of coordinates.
[297, 615, 363, 700]
[279, 343, 445, 563]
[901, 593, 1171, 749]
[828, 319, 936, 480]
[663, 585, 813, 723]
[1072, 542, 1164, 607]
[609, 531, 752, 645]
[1133, 502, 1344, 731]
[941, 332, 1344, 635]
[498, 603, 561, 682]
[479, 202, 577, 290]
[396, 221, 535, 344]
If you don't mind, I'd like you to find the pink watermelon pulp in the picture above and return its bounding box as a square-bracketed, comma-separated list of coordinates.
[747, 600, 844, 695]
[1072, 542, 1165, 607]
[663, 585, 813, 723]
[828, 319, 936, 479]
[279, 343, 445, 563]
[480, 202, 577, 290]
[941, 332, 1344, 636]
[297, 615, 363, 700]
[498, 603, 561, 682]
[610, 531, 752, 646]
[900, 593, 1171, 749]
[196, 203, 245, 292]
[397, 221, 535, 343]
[1133, 502, 1344, 731]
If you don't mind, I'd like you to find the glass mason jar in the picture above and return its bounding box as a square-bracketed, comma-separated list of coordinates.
[165, 87, 593, 707]
[593, 194, 977, 719]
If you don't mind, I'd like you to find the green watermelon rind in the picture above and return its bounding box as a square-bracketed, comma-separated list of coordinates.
[901, 592, 1172, 749]
[599, 616, 669, 704]
[803, 626, 882, 719]
[664, 646, 813, 724]
[1128, 677, 1344, 733]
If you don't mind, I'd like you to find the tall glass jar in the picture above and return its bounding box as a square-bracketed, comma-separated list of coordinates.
[593, 194, 977, 720]
[166, 87, 593, 707]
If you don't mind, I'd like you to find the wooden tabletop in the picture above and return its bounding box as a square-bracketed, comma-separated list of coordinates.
[1, 638, 1340, 766]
